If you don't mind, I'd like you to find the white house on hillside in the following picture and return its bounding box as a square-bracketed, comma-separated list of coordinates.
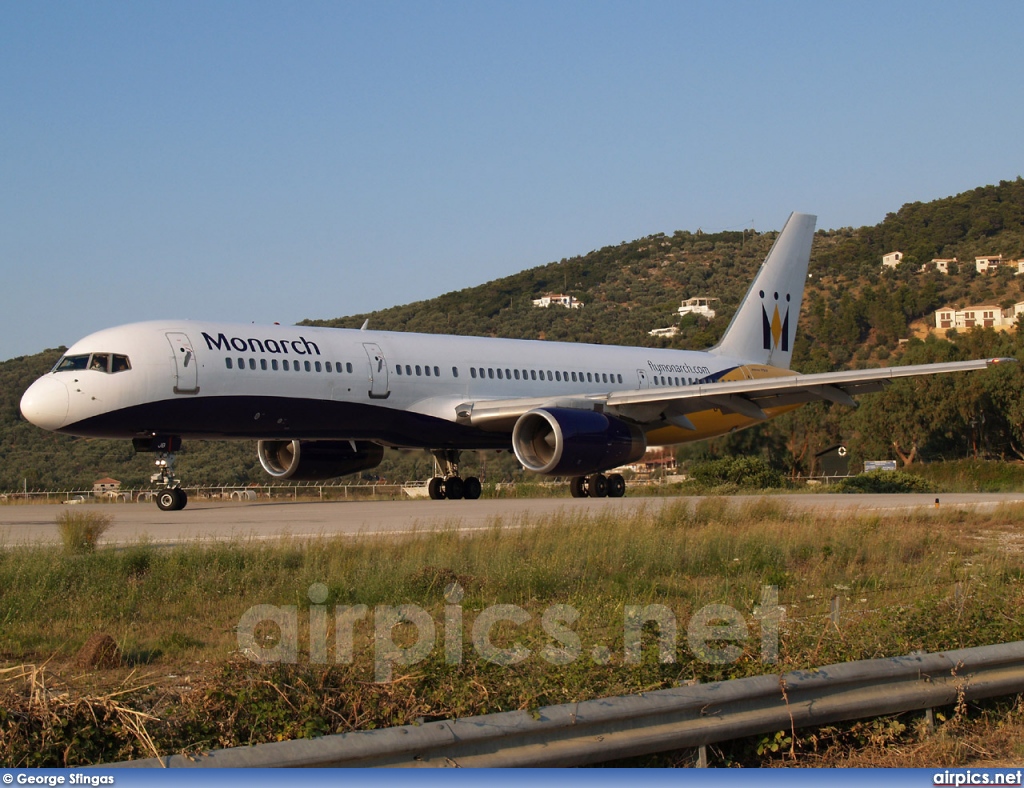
[882, 251, 904, 270]
[935, 302, 1024, 330]
[532, 294, 583, 309]
[928, 258, 957, 274]
[976, 255, 1005, 273]
[677, 297, 717, 319]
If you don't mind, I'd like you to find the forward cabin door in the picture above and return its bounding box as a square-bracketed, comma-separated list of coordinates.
[636, 368, 650, 389]
[167, 332, 199, 395]
[362, 343, 390, 399]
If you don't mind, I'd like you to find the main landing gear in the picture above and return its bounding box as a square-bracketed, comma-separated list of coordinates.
[569, 472, 626, 499]
[427, 450, 482, 500]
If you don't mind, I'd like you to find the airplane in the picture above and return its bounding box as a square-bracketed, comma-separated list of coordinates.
[20, 213, 1013, 510]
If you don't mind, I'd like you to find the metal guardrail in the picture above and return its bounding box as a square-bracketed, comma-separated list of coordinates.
[110, 641, 1024, 768]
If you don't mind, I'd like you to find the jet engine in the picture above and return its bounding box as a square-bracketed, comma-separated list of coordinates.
[258, 439, 384, 481]
[511, 408, 646, 476]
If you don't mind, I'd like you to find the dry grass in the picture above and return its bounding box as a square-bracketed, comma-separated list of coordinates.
[2, 499, 1024, 765]
[55, 510, 112, 553]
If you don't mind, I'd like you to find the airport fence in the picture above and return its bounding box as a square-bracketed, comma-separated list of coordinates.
[0, 478, 679, 504]
[0, 482, 416, 504]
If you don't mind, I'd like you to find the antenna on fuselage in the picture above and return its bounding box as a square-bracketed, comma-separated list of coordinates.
[360, 319, 370, 330]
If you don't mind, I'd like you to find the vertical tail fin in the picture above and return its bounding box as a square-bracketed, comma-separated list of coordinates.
[709, 212, 816, 369]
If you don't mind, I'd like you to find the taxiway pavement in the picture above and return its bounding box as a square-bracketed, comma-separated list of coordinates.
[3, 492, 1024, 547]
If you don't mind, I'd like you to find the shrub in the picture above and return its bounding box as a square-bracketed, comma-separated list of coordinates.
[56, 510, 112, 553]
[689, 456, 787, 489]
[834, 470, 935, 494]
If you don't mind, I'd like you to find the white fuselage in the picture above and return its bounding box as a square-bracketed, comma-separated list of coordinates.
[21, 319, 752, 449]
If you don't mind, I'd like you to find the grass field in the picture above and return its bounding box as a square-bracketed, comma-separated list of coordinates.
[2, 497, 1024, 766]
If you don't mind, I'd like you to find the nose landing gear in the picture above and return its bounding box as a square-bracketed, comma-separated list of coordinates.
[135, 435, 188, 511]
[152, 452, 188, 511]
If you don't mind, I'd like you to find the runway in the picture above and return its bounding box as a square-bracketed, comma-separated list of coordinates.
[3, 492, 1024, 546]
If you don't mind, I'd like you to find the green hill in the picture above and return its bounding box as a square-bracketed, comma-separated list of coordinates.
[3, 178, 1024, 490]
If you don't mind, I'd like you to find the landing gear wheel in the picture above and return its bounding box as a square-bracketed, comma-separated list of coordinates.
[587, 473, 608, 498]
[156, 488, 187, 511]
[444, 476, 465, 500]
[463, 476, 482, 500]
[607, 473, 626, 498]
[570, 477, 587, 498]
[428, 477, 445, 500]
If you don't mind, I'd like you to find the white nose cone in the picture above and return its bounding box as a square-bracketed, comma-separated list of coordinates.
[20, 376, 70, 431]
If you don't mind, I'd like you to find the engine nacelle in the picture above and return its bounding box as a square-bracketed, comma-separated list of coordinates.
[258, 439, 384, 481]
[512, 408, 647, 476]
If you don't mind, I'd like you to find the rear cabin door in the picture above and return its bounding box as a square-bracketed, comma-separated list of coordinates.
[167, 332, 199, 394]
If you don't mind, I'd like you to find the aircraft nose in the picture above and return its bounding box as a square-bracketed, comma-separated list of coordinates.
[20, 376, 70, 431]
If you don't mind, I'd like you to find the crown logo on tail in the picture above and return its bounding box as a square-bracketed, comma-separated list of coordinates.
[760, 290, 791, 352]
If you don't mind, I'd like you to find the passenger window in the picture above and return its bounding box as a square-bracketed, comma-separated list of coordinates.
[514, 369, 520, 380]
[497, 369, 503, 379]
[416, 365, 422, 376]
[272, 359, 279, 371]
[406, 365, 412, 376]
[425, 366, 431, 377]
[326, 362, 333, 372]
[315, 361, 322, 372]
[249, 358, 256, 370]
[260, 359, 268, 371]
[238, 357, 245, 370]
[283, 360, 290, 371]
[396, 365, 403, 375]
[471, 368, 477, 379]
[555, 371, 561, 381]
[226, 358, 233, 369]
[488, 368, 494, 379]
[547, 371, 553, 381]
[434, 366, 440, 377]
[505, 369, 511, 379]
[347, 363, 353, 373]
[452, 366, 459, 378]
[304, 360, 311, 372]
[530, 370, 537, 380]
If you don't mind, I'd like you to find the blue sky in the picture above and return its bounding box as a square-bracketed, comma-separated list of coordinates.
[2, 1, 1022, 361]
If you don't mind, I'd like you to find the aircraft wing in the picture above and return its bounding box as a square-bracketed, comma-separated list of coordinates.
[455, 357, 1015, 431]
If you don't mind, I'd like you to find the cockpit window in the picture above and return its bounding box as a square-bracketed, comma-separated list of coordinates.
[90, 354, 110, 372]
[54, 355, 90, 372]
[52, 353, 131, 374]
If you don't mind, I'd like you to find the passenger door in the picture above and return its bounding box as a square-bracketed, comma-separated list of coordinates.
[362, 343, 390, 399]
[167, 332, 199, 394]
